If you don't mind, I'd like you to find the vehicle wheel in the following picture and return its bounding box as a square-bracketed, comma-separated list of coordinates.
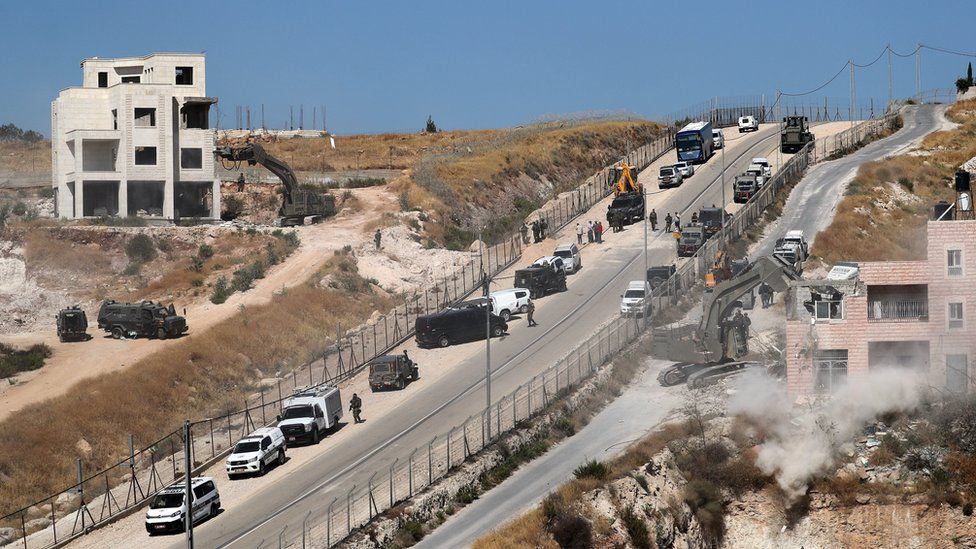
[278, 448, 286, 465]
[312, 427, 321, 444]
[111, 326, 124, 340]
[518, 304, 529, 314]
[397, 377, 405, 390]
[491, 325, 504, 337]
[210, 501, 219, 518]
[258, 459, 266, 476]
[664, 369, 684, 386]
[438, 335, 450, 348]
[157, 327, 167, 340]
[59, 335, 66, 343]
[500, 310, 511, 322]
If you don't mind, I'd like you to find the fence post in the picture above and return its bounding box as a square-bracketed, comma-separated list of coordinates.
[302, 510, 311, 549]
[447, 428, 453, 469]
[327, 497, 337, 548]
[428, 436, 436, 483]
[346, 484, 355, 536]
[408, 449, 416, 497]
[389, 457, 398, 508]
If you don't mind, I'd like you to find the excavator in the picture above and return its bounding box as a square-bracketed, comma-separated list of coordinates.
[214, 143, 336, 226]
[655, 254, 799, 387]
[611, 161, 642, 196]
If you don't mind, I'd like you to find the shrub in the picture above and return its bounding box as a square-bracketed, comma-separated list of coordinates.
[897, 177, 914, 193]
[425, 115, 438, 133]
[276, 230, 300, 249]
[0, 343, 52, 378]
[121, 262, 142, 276]
[573, 459, 610, 481]
[904, 446, 945, 471]
[620, 506, 650, 549]
[210, 276, 232, 304]
[0, 204, 10, 229]
[188, 256, 205, 273]
[554, 416, 576, 437]
[156, 239, 173, 254]
[125, 234, 157, 263]
[198, 243, 215, 259]
[12, 202, 27, 216]
[222, 195, 245, 220]
[397, 519, 425, 544]
[454, 484, 478, 505]
[232, 261, 266, 292]
[682, 479, 725, 544]
[191, 278, 204, 287]
[551, 513, 592, 549]
[265, 243, 280, 265]
[399, 191, 411, 211]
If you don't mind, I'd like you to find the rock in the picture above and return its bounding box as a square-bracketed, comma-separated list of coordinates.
[25, 505, 46, 520]
[0, 527, 16, 546]
[856, 494, 872, 505]
[56, 491, 81, 513]
[24, 518, 51, 535]
[75, 438, 93, 460]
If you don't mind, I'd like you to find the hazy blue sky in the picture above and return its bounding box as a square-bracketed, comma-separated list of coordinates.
[2, 0, 975, 135]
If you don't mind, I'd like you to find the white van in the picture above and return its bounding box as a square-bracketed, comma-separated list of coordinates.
[490, 288, 531, 321]
[712, 128, 725, 149]
[620, 280, 652, 317]
[145, 477, 220, 534]
[278, 386, 342, 445]
[225, 426, 286, 478]
[738, 116, 759, 133]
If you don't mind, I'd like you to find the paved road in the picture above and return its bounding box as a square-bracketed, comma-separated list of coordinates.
[416, 360, 683, 549]
[752, 104, 945, 258]
[65, 123, 788, 549]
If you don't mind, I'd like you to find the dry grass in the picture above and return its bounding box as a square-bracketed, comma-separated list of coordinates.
[0, 140, 50, 174]
[811, 100, 976, 265]
[0, 269, 391, 513]
[472, 509, 557, 549]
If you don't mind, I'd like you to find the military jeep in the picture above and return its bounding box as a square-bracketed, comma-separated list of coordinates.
[97, 300, 188, 340]
[56, 306, 89, 342]
[368, 354, 419, 391]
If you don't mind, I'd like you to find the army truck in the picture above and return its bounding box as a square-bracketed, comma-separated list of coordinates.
[514, 265, 567, 299]
[780, 116, 815, 153]
[368, 354, 419, 391]
[56, 306, 89, 342]
[676, 224, 706, 257]
[97, 300, 188, 340]
[606, 192, 645, 227]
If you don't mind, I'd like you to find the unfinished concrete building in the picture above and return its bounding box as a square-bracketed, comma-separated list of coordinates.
[785, 218, 976, 397]
[51, 53, 219, 220]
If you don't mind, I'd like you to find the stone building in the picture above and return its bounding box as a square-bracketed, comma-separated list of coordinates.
[51, 53, 219, 220]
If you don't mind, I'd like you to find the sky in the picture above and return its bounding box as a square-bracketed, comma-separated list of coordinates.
[2, 0, 976, 136]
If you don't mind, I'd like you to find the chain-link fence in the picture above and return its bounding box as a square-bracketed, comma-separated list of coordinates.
[269, 314, 647, 549]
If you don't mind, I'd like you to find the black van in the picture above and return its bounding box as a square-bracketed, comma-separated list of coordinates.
[415, 307, 508, 348]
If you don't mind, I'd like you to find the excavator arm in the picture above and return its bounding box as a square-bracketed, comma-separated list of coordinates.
[612, 162, 641, 196]
[214, 143, 298, 208]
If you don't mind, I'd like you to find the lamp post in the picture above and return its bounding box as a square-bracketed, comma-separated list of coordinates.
[479, 232, 491, 439]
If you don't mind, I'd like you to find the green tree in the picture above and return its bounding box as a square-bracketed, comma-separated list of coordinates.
[425, 115, 438, 133]
[125, 234, 157, 263]
[969, 62, 974, 86]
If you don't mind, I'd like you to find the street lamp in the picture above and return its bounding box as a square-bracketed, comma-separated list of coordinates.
[478, 233, 492, 439]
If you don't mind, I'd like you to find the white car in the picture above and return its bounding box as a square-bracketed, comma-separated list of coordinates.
[533, 255, 566, 274]
[490, 288, 532, 321]
[712, 128, 725, 149]
[673, 161, 695, 178]
[658, 165, 684, 189]
[552, 243, 581, 273]
[745, 164, 767, 187]
[738, 115, 759, 133]
[145, 477, 220, 534]
[225, 427, 286, 478]
[750, 157, 772, 177]
[619, 280, 652, 317]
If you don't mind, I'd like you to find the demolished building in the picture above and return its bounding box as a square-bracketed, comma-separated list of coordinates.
[786, 218, 976, 397]
[51, 53, 219, 221]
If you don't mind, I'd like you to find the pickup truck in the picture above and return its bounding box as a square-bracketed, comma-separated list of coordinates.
[774, 230, 809, 267]
[734, 174, 759, 203]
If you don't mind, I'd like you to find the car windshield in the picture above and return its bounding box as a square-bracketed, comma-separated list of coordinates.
[371, 364, 391, 373]
[624, 290, 644, 299]
[660, 168, 674, 175]
[611, 197, 639, 207]
[554, 250, 572, 258]
[281, 405, 313, 419]
[151, 493, 184, 509]
[681, 231, 701, 240]
[234, 441, 261, 453]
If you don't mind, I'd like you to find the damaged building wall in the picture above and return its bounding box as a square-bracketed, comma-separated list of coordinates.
[786, 220, 976, 398]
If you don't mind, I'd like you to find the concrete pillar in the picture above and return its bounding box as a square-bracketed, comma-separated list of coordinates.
[211, 179, 221, 219]
[118, 179, 128, 217]
[75, 181, 84, 218]
[163, 178, 174, 219]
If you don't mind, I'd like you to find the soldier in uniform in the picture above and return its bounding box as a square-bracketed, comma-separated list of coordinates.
[526, 299, 538, 327]
[374, 229, 382, 250]
[649, 209, 658, 231]
[664, 213, 673, 233]
[350, 393, 364, 423]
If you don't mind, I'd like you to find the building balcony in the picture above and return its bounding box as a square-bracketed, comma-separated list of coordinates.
[867, 299, 929, 322]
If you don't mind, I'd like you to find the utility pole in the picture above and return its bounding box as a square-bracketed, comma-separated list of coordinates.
[915, 43, 922, 101]
[183, 420, 193, 549]
[261, 104, 265, 130]
[849, 59, 855, 126]
[479, 234, 491, 439]
[887, 43, 893, 109]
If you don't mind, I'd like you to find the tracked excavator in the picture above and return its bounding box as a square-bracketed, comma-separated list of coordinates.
[655, 254, 799, 387]
[215, 143, 336, 226]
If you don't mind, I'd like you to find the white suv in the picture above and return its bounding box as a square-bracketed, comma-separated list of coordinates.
[145, 477, 220, 534]
[620, 280, 652, 317]
[226, 427, 286, 478]
[712, 128, 725, 149]
[673, 161, 695, 178]
[738, 116, 759, 133]
[552, 243, 581, 273]
[750, 157, 772, 177]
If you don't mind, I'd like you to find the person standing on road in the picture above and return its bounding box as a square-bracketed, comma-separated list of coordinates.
[350, 393, 364, 423]
[521, 223, 530, 245]
[587, 221, 594, 243]
[576, 222, 584, 244]
[596, 221, 604, 243]
[237, 173, 246, 192]
[649, 209, 658, 231]
[526, 299, 538, 327]
[674, 213, 681, 232]
[374, 229, 382, 250]
[540, 218, 548, 240]
[664, 213, 673, 233]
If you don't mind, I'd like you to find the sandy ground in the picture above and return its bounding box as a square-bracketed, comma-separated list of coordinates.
[0, 187, 400, 421]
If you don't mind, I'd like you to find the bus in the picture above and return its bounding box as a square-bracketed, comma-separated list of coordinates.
[675, 121, 714, 164]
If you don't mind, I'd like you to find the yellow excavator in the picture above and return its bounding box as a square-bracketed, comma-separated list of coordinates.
[611, 162, 642, 196]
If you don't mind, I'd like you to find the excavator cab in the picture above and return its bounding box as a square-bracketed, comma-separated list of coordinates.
[611, 162, 642, 197]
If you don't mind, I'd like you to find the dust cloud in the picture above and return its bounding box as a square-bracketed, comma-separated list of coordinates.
[728, 368, 924, 499]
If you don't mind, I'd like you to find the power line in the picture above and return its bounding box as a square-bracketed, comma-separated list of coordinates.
[779, 61, 850, 97]
[852, 46, 888, 68]
[888, 44, 921, 58]
[921, 43, 976, 58]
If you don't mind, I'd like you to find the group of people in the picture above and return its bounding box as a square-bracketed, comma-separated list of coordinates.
[530, 218, 549, 243]
[575, 220, 605, 244]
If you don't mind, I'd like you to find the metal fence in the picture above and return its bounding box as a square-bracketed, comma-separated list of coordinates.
[271, 314, 647, 549]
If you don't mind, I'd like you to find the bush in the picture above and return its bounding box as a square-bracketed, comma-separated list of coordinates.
[553, 416, 576, 437]
[275, 230, 300, 249]
[191, 278, 204, 287]
[232, 261, 266, 292]
[265, 243, 280, 265]
[397, 519, 425, 543]
[573, 459, 610, 481]
[454, 484, 478, 505]
[12, 202, 27, 216]
[125, 234, 157, 264]
[551, 513, 591, 549]
[210, 276, 232, 304]
[156, 239, 173, 254]
[188, 256, 205, 273]
[198, 243, 215, 259]
[682, 479, 725, 544]
[0, 343, 52, 378]
[121, 262, 142, 276]
[0, 204, 10, 229]
[222, 195, 245, 220]
[620, 506, 650, 549]
[904, 446, 946, 471]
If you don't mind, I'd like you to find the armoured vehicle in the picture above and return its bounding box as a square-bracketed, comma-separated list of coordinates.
[56, 306, 89, 342]
[646, 264, 677, 291]
[214, 143, 336, 226]
[698, 207, 728, 238]
[96, 300, 188, 340]
[514, 265, 567, 299]
[368, 354, 419, 391]
[734, 174, 759, 203]
[780, 115, 815, 153]
[676, 224, 706, 257]
[606, 191, 645, 226]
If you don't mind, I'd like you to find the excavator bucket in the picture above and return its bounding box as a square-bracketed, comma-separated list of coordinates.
[611, 162, 641, 196]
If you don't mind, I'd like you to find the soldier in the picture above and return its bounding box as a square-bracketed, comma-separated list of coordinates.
[374, 229, 382, 250]
[402, 349, 411, 366]
[649, 209, 658, 231]
[664, 213, 673, 232]
[691, 211, 699, 224]
[539, 218, 548, 240]
[759, 282, 774, 308]
[350, 393, 364, 423]
[674, 213, 681, 232]
[526, 299, 538, 327]
[236, 172, 246, 192]
[520, 223, 530, 245]
[532, 220, 540, 243]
